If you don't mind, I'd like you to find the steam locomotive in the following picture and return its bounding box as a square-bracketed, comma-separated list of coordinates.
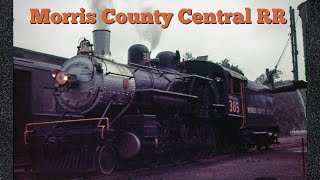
[25, 30, 279, 174]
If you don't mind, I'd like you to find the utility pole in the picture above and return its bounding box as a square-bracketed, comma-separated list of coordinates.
[290, 6, 299, 81]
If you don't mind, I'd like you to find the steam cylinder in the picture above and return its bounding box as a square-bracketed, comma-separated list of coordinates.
[93, 30, 111, 58]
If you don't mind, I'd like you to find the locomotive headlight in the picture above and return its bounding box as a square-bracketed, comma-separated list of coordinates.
[51, 69, 78, 86]
[56, 71, 69, 85]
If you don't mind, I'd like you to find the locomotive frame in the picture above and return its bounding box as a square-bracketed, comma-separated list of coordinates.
[23, 33, 280, 175]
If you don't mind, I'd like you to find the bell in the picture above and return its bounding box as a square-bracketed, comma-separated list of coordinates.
[77, 38, 92, 54]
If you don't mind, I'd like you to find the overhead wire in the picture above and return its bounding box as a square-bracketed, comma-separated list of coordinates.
[275, 35, 291, 69]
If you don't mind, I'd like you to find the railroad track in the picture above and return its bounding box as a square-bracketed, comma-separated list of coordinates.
[272, 141, 306, 151]
[15, 141, 306, 180]
[74, 141, 307, 180]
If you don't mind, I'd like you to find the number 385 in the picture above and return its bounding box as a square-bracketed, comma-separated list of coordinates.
[229, 100, 240, 113]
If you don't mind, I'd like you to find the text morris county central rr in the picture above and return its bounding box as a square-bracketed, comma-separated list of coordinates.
[30, 8, 287, 28]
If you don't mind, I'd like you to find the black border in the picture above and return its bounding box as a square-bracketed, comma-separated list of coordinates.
[306, 1, 320, 179]
[1, 0, 319, 179]
[0, 0, 13, 179]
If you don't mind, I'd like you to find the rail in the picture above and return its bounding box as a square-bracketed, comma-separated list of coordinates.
[24, 117, 109, 144]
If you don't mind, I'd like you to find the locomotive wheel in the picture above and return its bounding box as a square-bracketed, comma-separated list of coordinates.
[265, 142, 271, 150]
[256, 134, 270, 151]
[169, 149, 185, 164]
[239, 136, 252, 151]
[256, 137, 264, 151]
[256, 138, 262, 151]
[207, 129, 217, 156]
[264, 135, 271, 150]
[98, 146, 116, 175]
[256, 145, 262, 150]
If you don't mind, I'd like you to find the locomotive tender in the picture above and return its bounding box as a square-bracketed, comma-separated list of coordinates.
[25, 29, 279, 174]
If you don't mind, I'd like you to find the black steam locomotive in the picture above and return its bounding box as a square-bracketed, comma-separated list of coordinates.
[25, 30, 279, 174]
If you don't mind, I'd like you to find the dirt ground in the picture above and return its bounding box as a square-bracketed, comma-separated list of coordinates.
[105, 135, 307, 180]
[122, 148, 306, 180]
[15, 135, 307, 180]
[278, 133, 307, 145]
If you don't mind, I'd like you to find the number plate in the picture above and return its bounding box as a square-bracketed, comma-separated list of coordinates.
[227, 94, 243, 115]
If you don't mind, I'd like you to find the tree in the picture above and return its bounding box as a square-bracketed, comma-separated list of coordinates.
[275, 79, 293, 86]
[217, 59, 244, 75]
[255, 74, 267, 84]
[255, 69, 283, 84]
[183, 52, 195, 61]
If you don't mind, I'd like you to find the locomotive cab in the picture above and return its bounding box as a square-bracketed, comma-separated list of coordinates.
[182, 60, 278, 150]
[183, 60, 247, 114]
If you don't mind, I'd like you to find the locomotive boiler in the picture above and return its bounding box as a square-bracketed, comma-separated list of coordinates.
[25, 29, 280, 174]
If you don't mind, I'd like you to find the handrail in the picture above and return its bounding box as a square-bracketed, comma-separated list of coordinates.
[24, 117, 109, 144]
[240, 83, 246, 129]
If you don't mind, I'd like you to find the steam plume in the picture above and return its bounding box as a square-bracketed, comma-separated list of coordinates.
[91, 0, 113, 30]
[134, 7, 163, 51]
[91, 1, 163, 50]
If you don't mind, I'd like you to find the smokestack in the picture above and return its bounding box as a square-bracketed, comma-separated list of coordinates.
[93, 30, 111, 59]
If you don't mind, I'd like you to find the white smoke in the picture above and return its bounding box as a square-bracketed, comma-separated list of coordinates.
[134, 25, 163, 51]
[134, 6, 163, 51]
[91, 0, 163, 50]
[91, 0, 113, 30]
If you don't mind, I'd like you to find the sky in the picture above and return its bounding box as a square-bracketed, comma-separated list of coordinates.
[14, 0, 306, 81]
